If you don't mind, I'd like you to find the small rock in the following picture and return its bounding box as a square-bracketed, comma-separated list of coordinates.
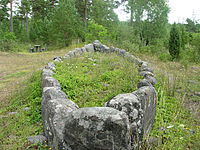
[8, 112, 17, 115]
[27, 135, 47, 145]
[194, 92, 200, 97]
[191, 66, 199, 70]
[24, 107, 31, 111]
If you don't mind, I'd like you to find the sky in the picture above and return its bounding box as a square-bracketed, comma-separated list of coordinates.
[115, 0, 200, 24]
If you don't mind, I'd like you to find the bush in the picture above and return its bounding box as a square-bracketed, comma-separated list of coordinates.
[87, 19, 110, 43]
[169, 23, 181, 60]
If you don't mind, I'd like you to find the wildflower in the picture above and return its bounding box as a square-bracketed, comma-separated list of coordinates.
[167, 125, 174, 129]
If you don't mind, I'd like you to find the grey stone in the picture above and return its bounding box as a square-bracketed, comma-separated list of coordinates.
[194, 92, 200, 97]
[84, 44, 94, 53]
[63, 107, 131, 150]
[74, 48, 82, 56]
[141, 61, 148, 68]
[101, 45, 110, 53]
[81, 47, 87, 53]
[138, 67, 154, 73]
[118, 49, 126, 56]
[139, 71, 154, 77]
[42, 77, 60, 89]
[41, 69, 54, 88]
[24, 107, 31, 111]
[137, 79, 152, 88]
[93, 40, 102, 52]
[133, 86, 157, 138]
[110, 47, 116, 53]
[135, 59, 143, 66]
[45, 62, 56, 70]
[144, 76, 157, 86]
[63, 54, 70, 60]
[105, 93, 143, 143]
[27, 135, 47, 145]
[53, 57, 62, 62]
[44, 98, 78, 149]
[67, 51, 74, 57]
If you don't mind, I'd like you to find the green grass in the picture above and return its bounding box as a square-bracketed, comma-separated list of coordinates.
[0, 71, 47, 149]
[54, 52, 140, 108]
[3, 71, 29, 79]
[144, 74, 200, 150]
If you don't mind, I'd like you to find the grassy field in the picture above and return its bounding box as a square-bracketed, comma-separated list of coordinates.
[0, 45, 199, 149]
[54, 52, 140, 108]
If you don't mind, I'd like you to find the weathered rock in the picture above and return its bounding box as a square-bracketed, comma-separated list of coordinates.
[42, 77, 60, 89]
[141, 61, 148, 68]
[137, 79, 152, 88]
[84, 44, 94, 53]
[101, 45, 110, 53]
[53, 57, 62, 62]
[139, 71, 154, 77]
[110, 47, 116, 53]
[138, 67, 154, 73]
[74, 48, 82, 56]
[81, 47, 87, 53]
[42, 87, 67, 110]
[63, 107, 131, 150]
[105, 93, 143, 144]
[45, 62, 56, 71]
[133, 86, 157, 138]
[194, 91, 200, 97]
[144, 76, 157, 87]
[67, 51, 74, 57]
[118, 49, 126, 57]
[27, 135, 47, 145]
[63, 54, 70, 60]
[93, 40, 102, 52]
[44, 98, 78, 149]
[41, 69, 54, 88]
[135, 58, 143, 66]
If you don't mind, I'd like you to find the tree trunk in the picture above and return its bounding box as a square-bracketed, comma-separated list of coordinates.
[52, 0, 54, 8]
[26, 12, 29, 43]
[10, 0, 13, 32]
[84, 0, 87, 28]
[130, 6, 133, 26]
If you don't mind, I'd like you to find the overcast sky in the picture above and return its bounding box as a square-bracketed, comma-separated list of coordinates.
[115, 0, 200, 23]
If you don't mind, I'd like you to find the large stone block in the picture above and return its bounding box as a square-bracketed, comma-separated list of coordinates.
[105, 93, 143, 144]
[45, 62, 56, 70]
[133, 86, 157, 138]
[42, 77, 60, 89]
[84, 44, 94, 53]
[41, 69, 54, 88]
[63, 107, 131, 150]
[44, 98, 78, 149]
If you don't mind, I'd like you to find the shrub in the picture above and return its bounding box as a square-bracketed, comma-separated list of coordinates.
[169, 23, 181, 60]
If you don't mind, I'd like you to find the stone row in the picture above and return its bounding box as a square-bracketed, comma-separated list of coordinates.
[40, 40, 157, 150]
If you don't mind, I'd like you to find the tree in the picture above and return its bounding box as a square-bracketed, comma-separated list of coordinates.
[0, 0, 9, 30]
[49, 0, 84, 45]
[10, 0, 13, 32]
[169, 23, 181, 60]
[18, 0, 31, 42]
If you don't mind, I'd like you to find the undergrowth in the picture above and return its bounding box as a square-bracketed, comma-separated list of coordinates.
[54, 52, 140, 108]
[0, 71, 46, 149]
[144, 74, 200, 150]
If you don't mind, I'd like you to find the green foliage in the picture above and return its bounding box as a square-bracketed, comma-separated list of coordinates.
[180, 25, 189, 50]
[8, 71, 42, 124]
[54, 52, 140, 108]
[87, 19, 110, 43]
[148, 74, 200, 149]
[169, 23, 181, 60]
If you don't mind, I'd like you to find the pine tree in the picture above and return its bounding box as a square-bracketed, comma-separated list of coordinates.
[169, 23, 181, 60]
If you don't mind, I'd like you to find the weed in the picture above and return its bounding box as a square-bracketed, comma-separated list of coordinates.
[54, 52, 140, 108]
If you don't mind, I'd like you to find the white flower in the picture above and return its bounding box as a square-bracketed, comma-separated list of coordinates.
[167, 125, 174, 129]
